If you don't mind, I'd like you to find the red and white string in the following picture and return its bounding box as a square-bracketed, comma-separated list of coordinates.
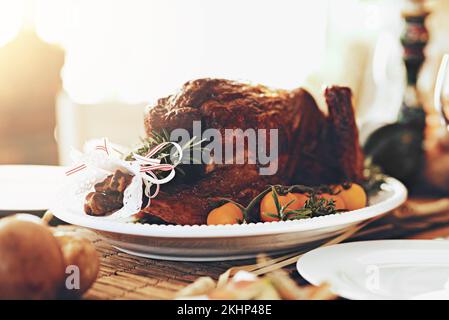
[65, 138, 183, 206]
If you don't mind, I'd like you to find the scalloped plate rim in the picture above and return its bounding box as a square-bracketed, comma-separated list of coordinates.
[51, 177, 407, 238]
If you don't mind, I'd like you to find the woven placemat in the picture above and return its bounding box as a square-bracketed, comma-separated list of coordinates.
[57, 226, 265, 300]
[56, 199, 449, 300]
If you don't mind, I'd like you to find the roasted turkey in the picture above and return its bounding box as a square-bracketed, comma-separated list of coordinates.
[136, 78, 363, 225]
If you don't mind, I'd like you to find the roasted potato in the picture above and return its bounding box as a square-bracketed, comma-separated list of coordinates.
[0, 216, 65, 299]
[54, 231, 100, 297]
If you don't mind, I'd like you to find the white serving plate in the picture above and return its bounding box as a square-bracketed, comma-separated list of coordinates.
[0, 165, 66, 213]
[52, 177, 407, 261]
[297, 240, 449, 300]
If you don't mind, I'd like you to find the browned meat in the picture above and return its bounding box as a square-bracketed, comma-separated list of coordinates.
[145, 79, 302, 182]
[94, 169, 133, 193]
[84, 169, 133, 216]
[136, 164, 284, 225]
[325, 86, 364, 183]
[139, 79, 363, 225]
[291, 86, 364, 185]
[84, 192, 124, 216]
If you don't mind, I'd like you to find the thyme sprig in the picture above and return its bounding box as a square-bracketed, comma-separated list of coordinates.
[302, 194, 338, 217]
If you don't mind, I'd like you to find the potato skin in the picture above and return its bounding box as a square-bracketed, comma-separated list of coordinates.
[0, 218, 65, 299]
[54, 233, 99, 297]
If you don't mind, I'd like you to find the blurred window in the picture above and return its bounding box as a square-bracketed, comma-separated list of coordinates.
[32, 0, 328, 104]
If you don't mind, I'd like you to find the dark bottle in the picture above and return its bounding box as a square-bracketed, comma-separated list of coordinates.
[364, 0, 429, 189]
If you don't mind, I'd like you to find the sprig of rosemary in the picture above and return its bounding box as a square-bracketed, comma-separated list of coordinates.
[263, 186, 338, 221]
[264, 187, 313, 221]
[125, 129, 172, 161]
[125, 129, 207, 178]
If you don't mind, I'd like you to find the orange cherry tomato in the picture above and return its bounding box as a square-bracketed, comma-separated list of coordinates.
[335, 183, 367, 211]
[260, 192, 301, 222]
[318, 193, 346, 211]
[291, 193, 308, 208]
[207, 202, 244, 225]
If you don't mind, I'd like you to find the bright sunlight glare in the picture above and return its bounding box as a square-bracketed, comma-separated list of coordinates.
[0, 0, 24, 47]
[0, 0, 328, 105]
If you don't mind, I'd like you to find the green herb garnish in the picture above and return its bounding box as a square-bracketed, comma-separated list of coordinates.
[125, 129, 206, 178]
[362, 157, 387, 196]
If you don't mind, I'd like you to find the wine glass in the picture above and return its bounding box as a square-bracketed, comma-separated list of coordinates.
[425, 54, 449, 191]
[434, 54, 449, 131]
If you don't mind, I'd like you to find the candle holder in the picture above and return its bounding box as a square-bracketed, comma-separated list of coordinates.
[364, 0, 429, 188]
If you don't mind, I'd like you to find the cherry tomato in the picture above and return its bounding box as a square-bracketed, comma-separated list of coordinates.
[260, 192, 301, 222]
[335, 183, 367, 211]
[207, 202, 244, 225]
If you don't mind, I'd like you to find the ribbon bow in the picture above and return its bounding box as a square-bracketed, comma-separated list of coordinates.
[65, 138, 183, 207]
[131, 141, 183, 203]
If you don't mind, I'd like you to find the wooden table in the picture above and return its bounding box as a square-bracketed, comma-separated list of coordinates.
[56, 199, 449, 300]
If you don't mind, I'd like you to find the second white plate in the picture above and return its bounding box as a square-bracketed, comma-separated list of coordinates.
[297, 239, 449, 300]
[0, 165, 66, 213]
